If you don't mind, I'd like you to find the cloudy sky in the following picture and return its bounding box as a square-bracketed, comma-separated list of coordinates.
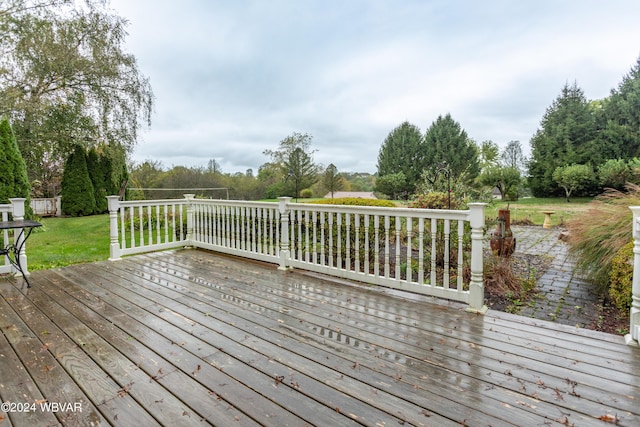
[109, 0, 640, 174]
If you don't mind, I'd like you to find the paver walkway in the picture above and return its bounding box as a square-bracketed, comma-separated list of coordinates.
[508, 225, 603, 328]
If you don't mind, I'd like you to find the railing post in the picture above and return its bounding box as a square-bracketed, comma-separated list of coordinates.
[627, 206, 640, 346]
[467, 203, 488, 314]
[9, 198, 27, 276]
[184, 194, 195, 247]
[278, 197, 292, 270]
[107, 196, 121, 261]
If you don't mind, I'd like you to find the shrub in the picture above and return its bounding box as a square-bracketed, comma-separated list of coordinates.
[609, 241, 633, 310]
[300, 188, 313, 198]
[409, 192, 461, 209]
[567, 183, 640, 294]
[309, 197, 396, 207]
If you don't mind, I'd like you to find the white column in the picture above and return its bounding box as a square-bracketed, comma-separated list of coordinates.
[8, 198, 27, 276]
[627, 207, 640, 346]
[278, 197, 292, 270]
[184, 194, 195, 247]
[107, 196, 121, 261]
[467, 203, 488, 314]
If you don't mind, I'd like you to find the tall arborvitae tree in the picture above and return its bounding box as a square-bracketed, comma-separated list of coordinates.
[61, 145, 96, 216]
[86, 147, 108, 213]
[0, 117, 31, 209]
[528, 82, 597, 197]
[376, 121, 423, 196]
[421, 114, 479, 190]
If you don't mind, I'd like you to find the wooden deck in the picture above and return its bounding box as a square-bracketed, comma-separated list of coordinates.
[1, 249, 639, 427]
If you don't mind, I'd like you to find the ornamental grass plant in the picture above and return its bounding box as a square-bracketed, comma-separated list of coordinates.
[566, 183, 640, 294]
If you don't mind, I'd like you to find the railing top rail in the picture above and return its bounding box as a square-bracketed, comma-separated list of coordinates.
[190, 199, 279, 209]
[118, 199, 189, 207]
[288, 201, 472, 220]
[0, 204, 11, 212]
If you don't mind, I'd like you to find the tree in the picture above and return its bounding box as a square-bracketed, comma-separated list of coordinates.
[375, 172, 406, 200]
[478, 140, 499, 173]
[322, 163, 345, 198]
[263, 132, 320, 198]
[283, 147, 319, 200]
[376, 121, 424, 196]
[421, 114, 479, 191]
[552, 164, 595, 202]
[501, 140, 527, 173]
[0, 116, 30, 207]
[528, 82, 598, 196]
[61, 145, 96, 216]
[207, 159, 222, 174]
[0, 1, 153, 191]
[479, 166, 521, 200]
[86, 147, 107, 213]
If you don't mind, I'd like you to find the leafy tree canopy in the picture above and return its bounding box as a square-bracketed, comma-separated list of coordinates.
[552, 163, 595, 202]
[0, 0, 153, 192]
[478, 165, 521, 200]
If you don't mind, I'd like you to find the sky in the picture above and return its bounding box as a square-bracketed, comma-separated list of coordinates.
[109, 0, 640, 174]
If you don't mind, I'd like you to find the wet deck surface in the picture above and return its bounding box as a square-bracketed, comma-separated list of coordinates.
[1, 249, 639, 426]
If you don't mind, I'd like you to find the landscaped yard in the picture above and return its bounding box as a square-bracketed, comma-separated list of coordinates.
[489, 197, 593, 226]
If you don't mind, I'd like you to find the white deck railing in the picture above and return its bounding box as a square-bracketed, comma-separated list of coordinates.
[108, 195, 487, 312]
[628, 207, 640, 346]
[0, 198, 30, 276]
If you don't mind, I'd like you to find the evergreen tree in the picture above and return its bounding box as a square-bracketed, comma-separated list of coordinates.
[528, 82, 597, 197]
[263, 132, 320, 198]
[599, 56, 640, 159]
[86, 147, 108, 213]
[376, 121, 423, 196]
[283, 147, 318, 199]
[322, 163, 345, 198]
[0, 116, 31, 209]
[61, 145, 96, 216]
[421, 114, 479, 190]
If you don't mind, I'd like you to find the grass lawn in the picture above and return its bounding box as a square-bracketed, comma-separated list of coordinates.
[26, 214, 110, 271]
[488, 197, 593, 227]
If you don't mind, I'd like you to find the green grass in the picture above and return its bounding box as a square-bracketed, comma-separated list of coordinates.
[488, 197, 593, 226]
[26, 215, 110, 271]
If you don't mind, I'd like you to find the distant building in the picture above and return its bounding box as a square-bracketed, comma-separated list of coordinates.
[324, 191, 377, 199]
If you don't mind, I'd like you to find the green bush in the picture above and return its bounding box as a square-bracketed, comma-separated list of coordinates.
[309, 197, 396, 207]
[409, 192, 461, 209]
[300, 188, 313, 198]
[609, 241, 633, 310]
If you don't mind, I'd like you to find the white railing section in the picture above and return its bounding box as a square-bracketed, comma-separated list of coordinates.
[284, 202, 486, 308]
[108, 195, 487, 312]
[107, 195, 188, 259]
[0, 198, 29, 276]
[627, 207, 640, 346]
[190, 198, 281, 264]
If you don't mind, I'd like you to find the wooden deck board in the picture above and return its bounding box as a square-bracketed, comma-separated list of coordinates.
[0, 248, 638, 426]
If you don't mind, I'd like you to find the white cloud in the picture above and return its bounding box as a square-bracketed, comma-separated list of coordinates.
[110, 0, 640, 173]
